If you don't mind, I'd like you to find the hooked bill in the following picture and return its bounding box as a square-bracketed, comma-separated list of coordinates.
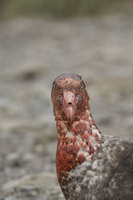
[63, 105, 75, 123]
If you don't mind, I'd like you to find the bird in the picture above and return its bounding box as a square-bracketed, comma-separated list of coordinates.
[51, 73, 133, 200]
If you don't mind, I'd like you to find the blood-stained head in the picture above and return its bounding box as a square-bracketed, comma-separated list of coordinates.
[51, 73, 90, 123]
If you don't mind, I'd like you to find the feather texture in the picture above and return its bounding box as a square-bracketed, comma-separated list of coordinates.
[51, 73, 133, 200]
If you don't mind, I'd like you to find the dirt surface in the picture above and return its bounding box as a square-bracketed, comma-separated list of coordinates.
[0, 15, 133, 200]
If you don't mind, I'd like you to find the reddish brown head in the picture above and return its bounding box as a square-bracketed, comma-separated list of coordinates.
[51, 73, 90, 124]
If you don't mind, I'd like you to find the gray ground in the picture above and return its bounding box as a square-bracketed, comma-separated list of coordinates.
[0, 14, 133, 200]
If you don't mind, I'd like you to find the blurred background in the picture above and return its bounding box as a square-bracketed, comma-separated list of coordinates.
[0, 1, 133, 199]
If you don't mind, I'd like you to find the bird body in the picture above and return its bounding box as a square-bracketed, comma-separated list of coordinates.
[51, 73, 133, 200]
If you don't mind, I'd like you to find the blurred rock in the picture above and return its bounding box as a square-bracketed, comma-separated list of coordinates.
[7, 153, 23, 167]
[2, 172, 63, 199]
[17, 66, 45, 82]
[20, 185, 39, 197]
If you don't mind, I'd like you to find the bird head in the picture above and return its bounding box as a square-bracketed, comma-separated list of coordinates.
[51, 73, 90, 124]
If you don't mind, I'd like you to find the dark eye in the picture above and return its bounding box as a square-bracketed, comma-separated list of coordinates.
[53, 83, 57, 88]
[81, 83, 84, 90]
[77, 95, 82, 101]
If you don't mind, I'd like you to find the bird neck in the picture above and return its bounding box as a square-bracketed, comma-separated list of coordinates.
[55, 109, 102, 184]
[56, 109, 102, 139]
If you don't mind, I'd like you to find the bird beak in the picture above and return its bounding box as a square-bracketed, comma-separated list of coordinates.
[62, 91, 77, 123]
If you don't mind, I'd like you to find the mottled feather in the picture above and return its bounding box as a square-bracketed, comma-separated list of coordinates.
[51, 73, 133, 200]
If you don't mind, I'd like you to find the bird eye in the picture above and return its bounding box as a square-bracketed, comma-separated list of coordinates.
[53, 83, 57, 88]
[81, 83, 84, 90]
[56, 95, 62, 100]
[77, 95, 82, 101]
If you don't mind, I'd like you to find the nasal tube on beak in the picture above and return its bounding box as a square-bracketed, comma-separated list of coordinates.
[62, 91, 76, 123]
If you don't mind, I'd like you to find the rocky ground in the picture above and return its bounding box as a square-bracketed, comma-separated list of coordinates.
[0, 14, 133, 200]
